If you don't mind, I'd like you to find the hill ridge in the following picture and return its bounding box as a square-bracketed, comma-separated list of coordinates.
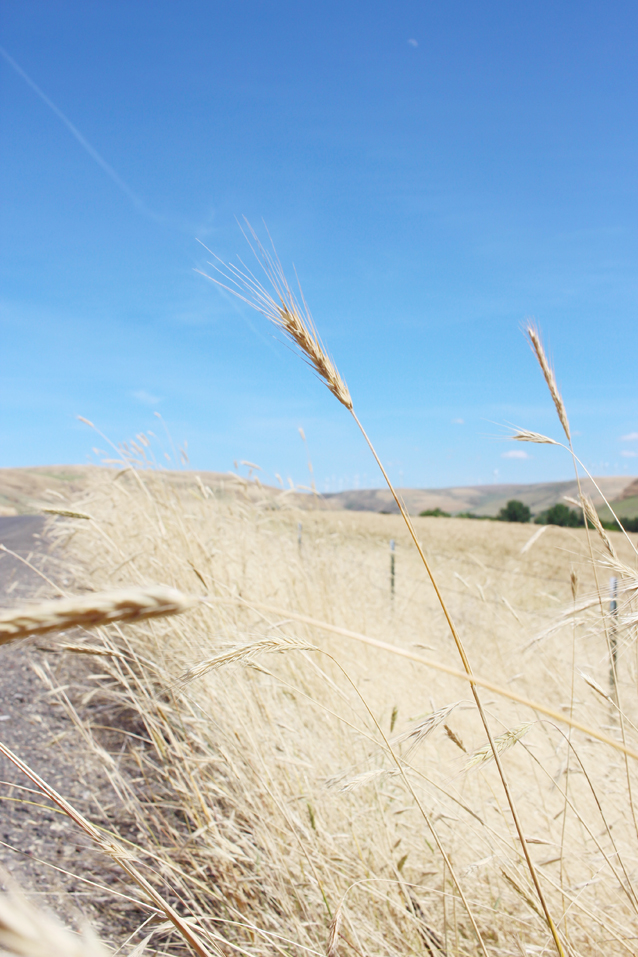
[0, 466, 635, 518]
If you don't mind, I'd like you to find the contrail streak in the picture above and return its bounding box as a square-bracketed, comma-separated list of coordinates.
[0, 46, 160, 220]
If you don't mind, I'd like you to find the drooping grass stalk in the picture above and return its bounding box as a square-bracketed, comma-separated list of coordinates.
[200, 228, 568, 956]
[523, 324, 638, 848]
[205, 594, 638, 760]
[0, 543, 67, 597]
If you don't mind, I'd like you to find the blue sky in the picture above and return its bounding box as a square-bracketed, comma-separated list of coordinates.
[2, 0, 637, 491]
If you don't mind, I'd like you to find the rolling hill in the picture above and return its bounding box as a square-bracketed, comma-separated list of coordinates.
[1, 466, 635, 519]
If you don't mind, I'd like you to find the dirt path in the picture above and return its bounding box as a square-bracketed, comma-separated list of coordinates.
[0, 517, 148, 947]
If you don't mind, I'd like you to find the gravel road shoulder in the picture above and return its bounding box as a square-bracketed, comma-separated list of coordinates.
[0, 516, 150, 948]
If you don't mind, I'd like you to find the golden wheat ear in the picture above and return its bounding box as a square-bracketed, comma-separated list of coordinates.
[525, 323, 571, 441]
[0, 586, 194, 642]
[197, 221, 352, 409]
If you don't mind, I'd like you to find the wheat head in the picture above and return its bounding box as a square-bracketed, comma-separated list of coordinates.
[197, 222, 352, 409]
[0, 586, 194, 642]
[526, 324, 571, 441]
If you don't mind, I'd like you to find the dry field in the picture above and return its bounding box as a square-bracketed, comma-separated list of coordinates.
[5, 461, 636, 957]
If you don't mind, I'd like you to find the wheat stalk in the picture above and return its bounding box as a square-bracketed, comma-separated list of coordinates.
[526, 324, 571, 441]
[197, 222, 352, 409]
[0, 586, 194, 642]
[201, 228, 568, 956]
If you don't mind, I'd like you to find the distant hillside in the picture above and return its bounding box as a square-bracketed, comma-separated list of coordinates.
[598, 478, 638, 522]
[0, 465, 95, 515]
[1, 466, 635, 520]
[320, 476, 636, 517]
[0, 465, 274, 514]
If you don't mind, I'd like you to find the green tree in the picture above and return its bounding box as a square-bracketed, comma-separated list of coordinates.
[534, 503, 582, 527]
[497, 500, 531, 523]
[419, 507, 450, 517]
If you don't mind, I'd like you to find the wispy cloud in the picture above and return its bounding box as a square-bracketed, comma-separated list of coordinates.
[452, 417, 464, 424]
[133, 389, 160, 406]
[621, 450, 638, 458]
[0, 46, 159, 222]
[407, 38, 418, 47]
[621, 432, 638, 442]
[502, 450, 530, 460]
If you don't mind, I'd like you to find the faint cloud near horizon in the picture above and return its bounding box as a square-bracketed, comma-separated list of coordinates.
[621, 432, 638, 441]
[502, 449, 530, 459]
[407, 38, 418, 47]
[621, 449, 638, 458]
[133, 389, 161, 406]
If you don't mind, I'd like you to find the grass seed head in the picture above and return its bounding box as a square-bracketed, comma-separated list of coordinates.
[176, 635, 315, 686]
[444, 723, 467, 752]
[392, 702, 461, 758]
[328, 769, 400, 793]
[326, 901, 343, 957]
[464, 722, 534, 771]
[579, 494, 617, 558]
[512, 429, 559, 445]
[580, 671, 611, 701]
[41, 507, 93, 520]
[198, 223, 352, 409]
[0, 586, 194, 641]
[525, 325, 571, 442]
[570, 569, 579, 600]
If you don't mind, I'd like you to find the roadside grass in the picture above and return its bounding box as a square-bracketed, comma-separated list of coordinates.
[23, 462, 637, 957]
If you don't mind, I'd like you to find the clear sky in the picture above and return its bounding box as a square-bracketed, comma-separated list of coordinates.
[2, 1, 637, 492]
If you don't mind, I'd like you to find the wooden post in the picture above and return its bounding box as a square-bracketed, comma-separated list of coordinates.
[390, 539, 395, 600]
[610, 575, 618, 700]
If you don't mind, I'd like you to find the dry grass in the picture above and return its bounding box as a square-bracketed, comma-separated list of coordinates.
[24, 462, 638, 957]
[0, 875, 110, 956]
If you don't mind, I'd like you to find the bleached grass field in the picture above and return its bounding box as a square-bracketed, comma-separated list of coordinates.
[40, 464, 638, 957]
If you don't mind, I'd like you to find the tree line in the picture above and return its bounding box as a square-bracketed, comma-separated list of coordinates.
[419, 499, 638, 531]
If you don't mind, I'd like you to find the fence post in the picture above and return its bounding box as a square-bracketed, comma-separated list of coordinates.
[390, 539, 395, 601]
[609, 575, 618, 700]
